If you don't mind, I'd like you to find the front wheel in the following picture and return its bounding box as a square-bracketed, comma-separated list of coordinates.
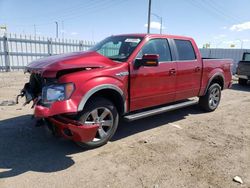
[199, 83, 221, 112]
[76, 97, 119, 149]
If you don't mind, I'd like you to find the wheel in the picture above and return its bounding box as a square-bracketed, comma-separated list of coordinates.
[199, 83, 221, 112]
[238, 78, 248, 85]
[76, 97, 119, 149]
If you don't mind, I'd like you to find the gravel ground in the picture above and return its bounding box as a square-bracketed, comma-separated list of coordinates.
[0, 72, 249, 188]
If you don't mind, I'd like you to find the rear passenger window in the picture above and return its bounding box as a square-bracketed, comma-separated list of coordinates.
[174, 39, 196, 60]
[137, 39, 172, 62]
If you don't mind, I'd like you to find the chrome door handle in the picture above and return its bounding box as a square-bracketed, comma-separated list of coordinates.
[195, 66, 201, 72]
[169, 68, 176, 75]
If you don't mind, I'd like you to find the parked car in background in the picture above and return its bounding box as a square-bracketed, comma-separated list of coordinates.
[18, 34, 233, 148]
[237, 52, 250, 85]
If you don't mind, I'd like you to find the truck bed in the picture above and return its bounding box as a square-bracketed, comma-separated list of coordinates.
[199, 58, 233, 95]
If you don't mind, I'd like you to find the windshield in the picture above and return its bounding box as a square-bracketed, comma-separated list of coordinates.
[89, 36, 143, 62]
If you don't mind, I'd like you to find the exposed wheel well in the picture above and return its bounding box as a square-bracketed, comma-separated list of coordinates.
[209, 75, 224, 90]
[86, 89, 125, 115]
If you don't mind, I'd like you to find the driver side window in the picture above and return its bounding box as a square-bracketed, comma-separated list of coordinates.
[137, 39, 172, 62]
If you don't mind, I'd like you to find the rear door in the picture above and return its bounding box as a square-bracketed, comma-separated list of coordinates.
[129, 38, 176, 111]
[173, 39, 202, 101]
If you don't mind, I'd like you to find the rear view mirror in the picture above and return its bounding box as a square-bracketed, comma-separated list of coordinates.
[134, 54, 159, 69]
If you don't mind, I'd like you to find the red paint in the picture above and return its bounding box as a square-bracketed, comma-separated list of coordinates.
[26, 51, 117, 78]
[25, 34, 232, 142]
[48, 117, 98, 142]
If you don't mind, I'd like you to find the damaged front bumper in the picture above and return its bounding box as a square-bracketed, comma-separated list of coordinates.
[34, 100, 78, 118]
[47, 116, 98, 142]
[17, 74, 99, 143]
[17, 86, 98, 143]
[35, 104, 98, 142]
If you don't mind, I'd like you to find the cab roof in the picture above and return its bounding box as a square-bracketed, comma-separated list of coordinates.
[114, 33, 194, 41]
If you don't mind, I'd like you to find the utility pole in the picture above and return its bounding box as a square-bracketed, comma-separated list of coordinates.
[147, 0, 151, 33]
[55, 21, 58, 38]
[151, 13, 163, 34]
[61, 21, 64, 39]
[33, 24, 36, 37]
[160, 17, 162, 34]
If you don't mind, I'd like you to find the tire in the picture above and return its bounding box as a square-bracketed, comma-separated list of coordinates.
[199, 83, 221, 112]
[76, 97, 119, 149]
[238, 78, 248, 86]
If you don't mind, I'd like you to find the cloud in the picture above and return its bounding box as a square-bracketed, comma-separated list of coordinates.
[144, 21, 165, 30]
[230, 21, 250, 31]
[70, 32, 78, 35]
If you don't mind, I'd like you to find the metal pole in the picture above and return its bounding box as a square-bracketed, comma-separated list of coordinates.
[61, 21, 64, 39]
[147, 0, 151, 34]
[3, 34, 10, 72]
[237, 39, 243, 49]
[34, 24, 36, 37]
[160, 17, 162, 34]
[151, 13, 163, 34]
[55, 21, 58, 38]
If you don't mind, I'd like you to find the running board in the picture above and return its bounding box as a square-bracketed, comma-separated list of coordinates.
[124, 99, 198, 121]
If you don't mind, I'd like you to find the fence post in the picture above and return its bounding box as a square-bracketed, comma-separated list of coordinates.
[79, 40, 83, 51]
[3, 34, 11, 72]
[47, 38, 52, 56]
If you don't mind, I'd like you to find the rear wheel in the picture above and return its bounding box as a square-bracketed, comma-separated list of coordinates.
[199, 83, 221, 112]
[76, 97, 119, 149]
[238, 78, 248, 85]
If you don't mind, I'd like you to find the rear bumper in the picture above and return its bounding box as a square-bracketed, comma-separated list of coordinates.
[48, 116, 98, 142]
[237, 75, 249, 80]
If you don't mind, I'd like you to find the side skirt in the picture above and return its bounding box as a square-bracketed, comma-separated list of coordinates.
[124, 98, 198, 121]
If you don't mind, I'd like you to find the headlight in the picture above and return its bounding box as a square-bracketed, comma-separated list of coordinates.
[42, 83, 75, 103]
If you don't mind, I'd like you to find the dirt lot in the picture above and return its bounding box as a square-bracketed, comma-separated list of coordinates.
[0, 72, 249, 188]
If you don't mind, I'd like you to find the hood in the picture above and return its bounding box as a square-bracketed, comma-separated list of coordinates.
[26, 51, 117, 77]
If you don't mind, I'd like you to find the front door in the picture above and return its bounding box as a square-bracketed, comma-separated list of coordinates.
[130, 39, 176, 111]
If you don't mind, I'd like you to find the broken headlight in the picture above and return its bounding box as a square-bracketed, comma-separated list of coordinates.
[42, 83, 75, 103]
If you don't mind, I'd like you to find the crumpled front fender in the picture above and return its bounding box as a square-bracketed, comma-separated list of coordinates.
[34, 99, 78, 118]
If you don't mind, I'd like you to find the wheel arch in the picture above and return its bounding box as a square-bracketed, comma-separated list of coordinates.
[77, 84, 127, 115]
[204, 73, 225, 94]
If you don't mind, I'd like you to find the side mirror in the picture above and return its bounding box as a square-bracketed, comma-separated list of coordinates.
[134, 54, 159, 69]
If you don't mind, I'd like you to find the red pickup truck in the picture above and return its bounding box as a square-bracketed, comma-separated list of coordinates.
[18, 34, 232, 148]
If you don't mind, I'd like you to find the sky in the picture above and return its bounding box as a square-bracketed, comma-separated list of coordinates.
[0, 0, 250, 49]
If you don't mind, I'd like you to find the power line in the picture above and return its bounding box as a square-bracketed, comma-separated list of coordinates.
[2, 0, 119, 27]
[55, 0, 126, 22]
[209, 0, 243, 22]
[187, 0, 240, 25]
[202, 0, 241, 23]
